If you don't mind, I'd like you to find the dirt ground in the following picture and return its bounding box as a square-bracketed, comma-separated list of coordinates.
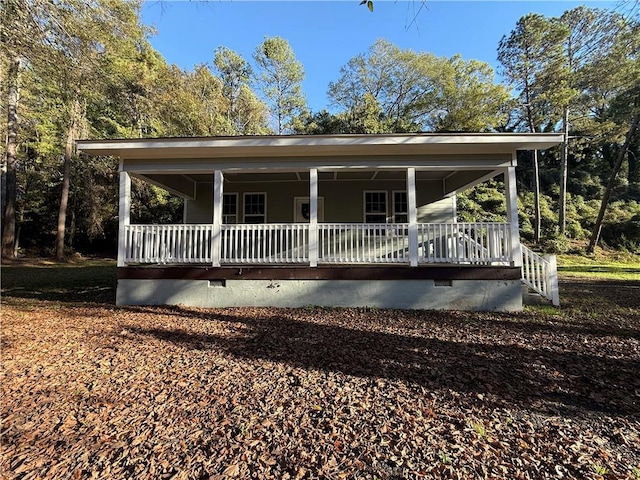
[1, 270, 639, 479]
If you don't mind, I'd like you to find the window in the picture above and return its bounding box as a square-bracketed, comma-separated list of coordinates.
[243, 193, 266, 224]
[222, 193, 238, 224]
[393, 191, 408, 223]
[364, 191, 387, 223]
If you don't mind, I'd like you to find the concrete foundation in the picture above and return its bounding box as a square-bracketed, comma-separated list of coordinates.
[116, 278, 523, 311]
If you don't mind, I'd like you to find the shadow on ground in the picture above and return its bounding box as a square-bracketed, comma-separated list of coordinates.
[1, 263, 116, 304]
[124, 293, 640, 418]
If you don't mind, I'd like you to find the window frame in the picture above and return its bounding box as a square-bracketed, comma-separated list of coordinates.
[392, 190, 408, 223]
[363, 190, 388, 224]
[222, 192, 238, 224]
[243, 192, 267, 224]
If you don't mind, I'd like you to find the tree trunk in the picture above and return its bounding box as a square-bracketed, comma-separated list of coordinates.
[55, 105, 77, 260]
[532, 149, 541, 242]
[2, 56, 21, 259]
[628, 139, 640, 185]
[587, 113, 640, 253]
[558, 106, 569, 235]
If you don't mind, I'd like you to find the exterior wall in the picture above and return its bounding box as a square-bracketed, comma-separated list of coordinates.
[185, 183, 213, 223]
[116, 278, 522, 311]
[184, 180, 454, 224]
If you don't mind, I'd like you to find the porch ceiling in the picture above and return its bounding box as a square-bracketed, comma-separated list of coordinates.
[134, 168, 495, 200]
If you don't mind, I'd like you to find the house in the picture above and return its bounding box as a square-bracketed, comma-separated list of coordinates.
[76, 133, 562, 311]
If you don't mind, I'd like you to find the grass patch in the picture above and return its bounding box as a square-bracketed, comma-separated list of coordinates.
[1, 258, 116, 305]
[557, 253, 640, 281]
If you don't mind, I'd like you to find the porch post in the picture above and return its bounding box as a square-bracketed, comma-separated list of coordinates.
[504, 166, 522, 267]
[212, 170, 223, 267]
[309, 168, 318, 267]
[117, 169, 131, 267]
[407, 167, 419, 267]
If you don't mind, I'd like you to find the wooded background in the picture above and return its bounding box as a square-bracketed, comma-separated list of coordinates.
[1, 1, 638, 259]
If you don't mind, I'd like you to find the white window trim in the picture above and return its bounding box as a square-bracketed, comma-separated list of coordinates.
[392, 190, 408, 222]
[243, 192, 267, 223]
[363, 190, 388, 223]
[222, 192, 238, 224]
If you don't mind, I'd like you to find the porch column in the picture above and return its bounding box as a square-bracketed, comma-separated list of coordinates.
[504, 166, 522, 267]
[309, 168, 319, 267]
[117, 169, 131, 267]
[212, 170, 223, 267]
[407, 167, 419, 267]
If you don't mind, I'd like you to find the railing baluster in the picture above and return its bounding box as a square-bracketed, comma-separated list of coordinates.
[122, 222, 517, 269]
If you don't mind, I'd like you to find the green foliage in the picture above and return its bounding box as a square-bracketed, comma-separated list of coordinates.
[457, 180, 506, 223]
[469, 420, 488, 438]
[328, 39, 509, 133]
[253, 36, 306, 134]
[359, 0, 374, 13]
[131, 180, 183, 225]
[2, 2, 639, 258]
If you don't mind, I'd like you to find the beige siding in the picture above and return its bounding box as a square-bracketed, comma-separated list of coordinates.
[185, 183, 213, 224]
[185, 179, 454, 224]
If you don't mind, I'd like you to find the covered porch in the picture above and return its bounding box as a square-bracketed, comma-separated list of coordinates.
[77, 133, 562, 310]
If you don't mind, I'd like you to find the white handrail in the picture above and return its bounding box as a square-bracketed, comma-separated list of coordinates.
[417, 222, 511, 264]
[122, 222, 513, 267]
[125, 224, 213, 264]
[521, 245, 560, 306]
[319, 223, 409, 263]
[221, 223, 309, 264]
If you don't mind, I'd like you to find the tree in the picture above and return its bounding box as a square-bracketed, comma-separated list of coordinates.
[587, 21, 640, 252]
[253, 36, 306, 134]
[1, 0, 57, 257]
[431, 55, 511, 132]
[2, 56, 20, 258]
[328, 39, 509, 133]
[498, 13, 567, 242]
[294, 93, 393, 134]
[555, 7, 624, 234]
[588, 114, 640, 252]
[1, 0, 149, 258]
[214, 47, 269, 135]
[44, 0, 148, 259]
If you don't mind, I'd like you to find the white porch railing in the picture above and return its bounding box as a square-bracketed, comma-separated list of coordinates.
[220, 223, 309, 264]
[124, 224, 213, 264]
[521, 245, 560, 306]
[123, 222, 512, 266]
[319, 223, 410, 263]
[418, 222, 511, 264]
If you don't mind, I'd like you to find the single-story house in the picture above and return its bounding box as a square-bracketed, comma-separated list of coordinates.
[76, 133, 562, 311]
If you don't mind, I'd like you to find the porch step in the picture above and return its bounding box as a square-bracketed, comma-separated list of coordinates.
[521, 283, 552, 306]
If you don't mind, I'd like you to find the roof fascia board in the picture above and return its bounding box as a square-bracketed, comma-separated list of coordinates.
[76, 133, 564, 150]
[76, 133, 564, 159]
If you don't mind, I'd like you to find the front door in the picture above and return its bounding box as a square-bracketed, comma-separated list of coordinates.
[294, 197, 324, 223]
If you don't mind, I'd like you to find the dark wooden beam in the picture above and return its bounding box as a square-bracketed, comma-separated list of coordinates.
[118, 265, 521, 281]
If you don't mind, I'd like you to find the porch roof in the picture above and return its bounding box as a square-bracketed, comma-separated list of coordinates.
[76, 133, 563, 162]
[79, 133, 562, 199]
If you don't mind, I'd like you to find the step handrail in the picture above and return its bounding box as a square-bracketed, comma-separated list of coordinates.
[521, 245, 560, 306]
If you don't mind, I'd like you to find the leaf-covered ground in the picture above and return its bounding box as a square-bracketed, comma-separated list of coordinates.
[1, 266, 639, 479]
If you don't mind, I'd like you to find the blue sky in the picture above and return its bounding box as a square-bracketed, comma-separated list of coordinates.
[141, 1, 616, 112]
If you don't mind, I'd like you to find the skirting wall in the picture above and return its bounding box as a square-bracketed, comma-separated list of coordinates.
[116, 278, 522, 311]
